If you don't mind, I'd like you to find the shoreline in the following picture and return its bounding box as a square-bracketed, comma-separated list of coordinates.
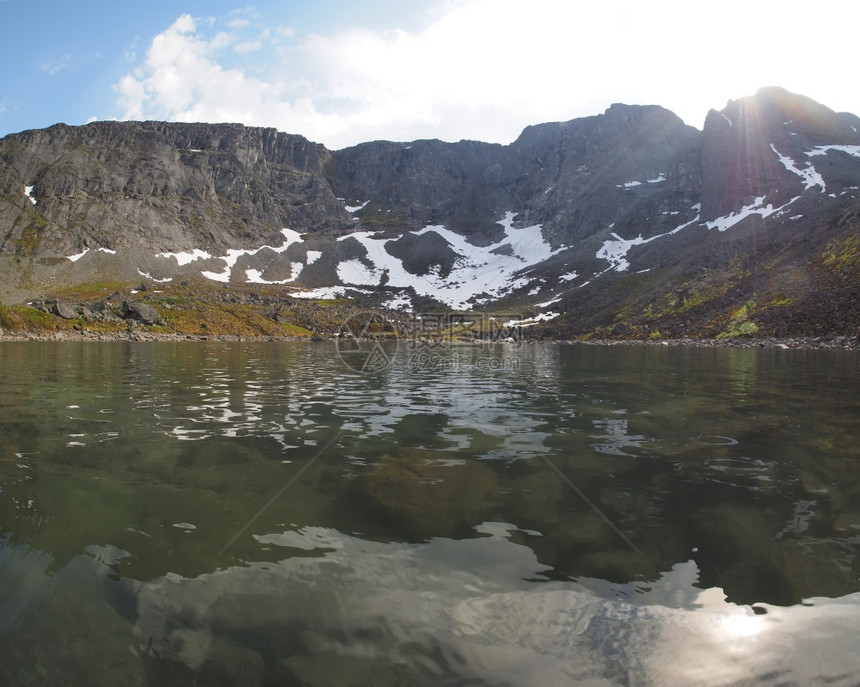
[1, 329, 858, 350]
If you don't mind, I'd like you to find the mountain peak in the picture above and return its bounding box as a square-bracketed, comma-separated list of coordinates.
[1, 89, 858, 341]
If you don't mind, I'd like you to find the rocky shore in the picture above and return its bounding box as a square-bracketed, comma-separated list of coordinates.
[0, 330, 313, 342]
[2, 327, 858, 350]
[574, 335, 860, 350]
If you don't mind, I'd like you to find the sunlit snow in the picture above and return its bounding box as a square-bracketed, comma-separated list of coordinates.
[158, 229, 304, 281]
[333, 211, 561, 309]
[24, 185, 37, 205]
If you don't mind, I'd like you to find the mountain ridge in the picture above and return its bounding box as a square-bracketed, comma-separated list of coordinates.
[1, 86, 858, 339]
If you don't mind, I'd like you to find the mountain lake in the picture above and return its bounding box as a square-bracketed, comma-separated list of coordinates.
[1, 340, 858, 686]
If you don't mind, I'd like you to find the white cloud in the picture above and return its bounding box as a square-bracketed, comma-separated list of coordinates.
[113, 0, 860, 149]
[40, 52, 74, 76]
[234, 40, 264, 53]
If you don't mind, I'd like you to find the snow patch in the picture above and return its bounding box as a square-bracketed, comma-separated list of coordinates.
[201, 249, 248, 282]
[67, 245, 118, 262]
[159, 229, 304, 282]
[771, 144, 825, 191]
[647, 173, 666, 183]
[805, 144, 860, 159]
[597, 234, 648, 272]
[289, 286, 347, 300]
[617, 180, 642, 188]
[306, 250, 322, 265]
[536, 296, 562, 308]
[345, 200, 370, 213]
[245, 269, 293, 285]
[504, 312, 560, 327]
[138, 270, 173, 283]
[718, 112, 733, 127]
[705, 195, 793, 232]
[336, 258, 379, 285]
[383, 292, 413, 310]
[24, 185, 37, 205]
[333, 212, 561, 310]
[595, 210, 701, 272]
[158, 248, 214, 266]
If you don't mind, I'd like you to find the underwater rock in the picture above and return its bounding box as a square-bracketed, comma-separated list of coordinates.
[349, 447, 499, 540]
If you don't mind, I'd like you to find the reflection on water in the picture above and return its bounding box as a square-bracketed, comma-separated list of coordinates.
[0, 341, 859, 685]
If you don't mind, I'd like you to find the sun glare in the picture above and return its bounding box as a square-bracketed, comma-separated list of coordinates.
[721, 611, 767, 640]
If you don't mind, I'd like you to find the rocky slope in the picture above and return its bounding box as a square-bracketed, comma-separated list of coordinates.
[1, 87, 858, 338]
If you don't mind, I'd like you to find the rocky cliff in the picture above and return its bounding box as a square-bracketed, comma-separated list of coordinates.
[1, 87, 858, 338]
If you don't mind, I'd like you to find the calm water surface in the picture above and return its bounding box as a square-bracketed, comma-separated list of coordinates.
[0, 341, 858, 686]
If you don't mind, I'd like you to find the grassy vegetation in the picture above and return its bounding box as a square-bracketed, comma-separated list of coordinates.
[0, 280, 325, 338]
[717, 299, 760, 339]
[0, 303, 59, 331]
[822, 234, 860, 270]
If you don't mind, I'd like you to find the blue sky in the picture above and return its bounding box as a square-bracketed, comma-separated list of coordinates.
[1, 0, 858, 149]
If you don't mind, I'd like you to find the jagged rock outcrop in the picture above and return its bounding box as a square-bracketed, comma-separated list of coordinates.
[700, 87, 860, 220]
[0, 121, 347, 260]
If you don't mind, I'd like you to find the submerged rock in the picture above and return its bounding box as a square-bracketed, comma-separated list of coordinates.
[349, 447, 499, 540]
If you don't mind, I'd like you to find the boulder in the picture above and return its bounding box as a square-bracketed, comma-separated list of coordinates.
[122, 300, 160, 325]
[52, 302, 78, 319]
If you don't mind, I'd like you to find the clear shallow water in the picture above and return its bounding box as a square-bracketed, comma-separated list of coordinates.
[0, 341, 858, 686]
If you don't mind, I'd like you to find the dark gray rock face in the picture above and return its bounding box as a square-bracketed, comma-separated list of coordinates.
[0, 121, 347, 260]
[323, 104, 701, 247]
[384, 231, 459, 277]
